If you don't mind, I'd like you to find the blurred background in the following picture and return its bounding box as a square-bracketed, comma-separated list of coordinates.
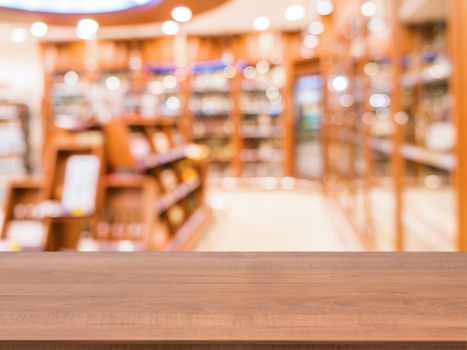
[0, 0, 465, 252]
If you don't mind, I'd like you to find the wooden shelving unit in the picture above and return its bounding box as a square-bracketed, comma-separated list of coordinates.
[191, 60, 234, 177]
[35, 15, 467, 252]
[291, 59, 324, 179]
[238, 60, 285, 177]
[316, 0, 462, 251]
[1, 118, 210, 252]
[143, 64, 183, 119]
[0, 102, 31, 176]
[0, 179, 46, 251]
[40, 33, 302, 182]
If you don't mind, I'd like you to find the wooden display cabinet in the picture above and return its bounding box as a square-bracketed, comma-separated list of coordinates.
[191, 60, 234, 178]
[397, 7, 455, 251]
[290, 58, 324, 180]
[0, 179, 49, 251]
[2, 117, 210, 252]
[317, 0, 465, 251]
[41, 32, 303, 183]
[45, 143, 105, 251]
[99, 174, 158, 250]
[0, 102, 31, 176]
[104, 117, 186, 172]
[99, 117, 210, 251]
[237, 60, 285, 178]
[1, 143, 105, 252]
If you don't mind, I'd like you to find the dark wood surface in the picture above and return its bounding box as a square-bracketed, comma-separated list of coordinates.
[0, 253, 466, 349]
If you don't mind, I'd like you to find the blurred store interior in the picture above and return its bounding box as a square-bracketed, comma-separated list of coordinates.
[0, 0, 466, 252]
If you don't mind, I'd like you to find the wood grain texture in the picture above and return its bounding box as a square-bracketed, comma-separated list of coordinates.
[0, 253, 465, 345]
[0, 344, 465, 350]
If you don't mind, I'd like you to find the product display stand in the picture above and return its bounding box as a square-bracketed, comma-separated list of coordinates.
[1, 117, 211, 252]
[40, 33, 302, 183]
[316, 0, 462, 251]
[0, 102, 31, 176]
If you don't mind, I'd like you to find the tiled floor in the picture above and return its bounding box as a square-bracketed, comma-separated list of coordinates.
[196, 188, 364, 251]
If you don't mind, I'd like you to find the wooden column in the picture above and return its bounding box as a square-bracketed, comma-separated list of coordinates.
[320, 13, 335, 184]
[389, 0, 405, 251]
[450, 0, 467, 251]
[231, 63, 243, 177]
[282, 33, 295, 178]
[360, 9, 375, 248]
[180, 69, 193, 142]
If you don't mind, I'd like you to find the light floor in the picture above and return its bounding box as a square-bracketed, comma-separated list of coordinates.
[196, 186, 457, 252]
[196, 188, 364, 251]
[0, 184, 456, 252]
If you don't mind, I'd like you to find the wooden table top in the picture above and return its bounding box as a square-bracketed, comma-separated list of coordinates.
[0, 253, 466, 344]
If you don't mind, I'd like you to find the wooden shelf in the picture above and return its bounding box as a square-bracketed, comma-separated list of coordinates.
[401, 144, 455, 171]
[156, 180, 201, 214]
[0, 179, 45, 241]
[364, 138, 454, 171]
[144, 147, 187, 168]
[194, 134, 231, 140]
[369, 138, 393, 154]
[164, 205, 212, 251]
[402, 70, 451, 88]
[104, 173, 148, 188]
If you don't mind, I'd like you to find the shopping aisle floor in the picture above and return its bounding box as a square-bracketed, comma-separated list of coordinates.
[196, 188, 364, 251]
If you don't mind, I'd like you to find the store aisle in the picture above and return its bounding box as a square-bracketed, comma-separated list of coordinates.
[196, 188, 364, 251]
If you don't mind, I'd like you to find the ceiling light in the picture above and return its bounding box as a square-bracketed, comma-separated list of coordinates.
[163, 75, 178, 89]
[0, 0, 155, 14]
[308, 21, 324, 35]
[316, 0, 334, 16]
[166, 96, 181, 111]
[161, 20, 180, 35]
[64, 71, 79, 86]
[304, 35, 319, 49]
[30, 22, 48, 38]
[76, 18, 99, 40]
[369, 93, 390, 108]
[148, 81, 164, 94]
[10, 28, 27, 43]
[256, 60, 270, 74]
[105, 76, 121, 91]
[171, 6, 192, 23]
[243, 66, 257, 79]
[223, 66, 237, 79]
[253, 16, 270, 31]
[284, 5, 305, 21]
[361, 1, 377, 17]
[395, 111, 409, 125]
[340, 94, 354, 107]
[266, 87, 280, 100]
[329, 75, 348, 92]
